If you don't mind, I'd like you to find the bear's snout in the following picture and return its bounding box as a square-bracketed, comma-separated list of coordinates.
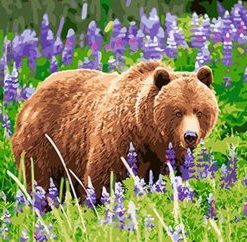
[184, 130, 198, 147]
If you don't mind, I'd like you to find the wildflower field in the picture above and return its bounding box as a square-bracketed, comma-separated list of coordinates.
[0, 1, 247, 241]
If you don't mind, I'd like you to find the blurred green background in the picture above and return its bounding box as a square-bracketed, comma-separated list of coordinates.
[0, 0, 242, 39]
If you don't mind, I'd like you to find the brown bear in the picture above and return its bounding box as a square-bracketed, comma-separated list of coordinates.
[11, 61, 219, 199]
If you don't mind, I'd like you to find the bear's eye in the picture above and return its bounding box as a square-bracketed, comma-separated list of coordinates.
[197, 112, 203, 118]
[176, 111, 183, 117]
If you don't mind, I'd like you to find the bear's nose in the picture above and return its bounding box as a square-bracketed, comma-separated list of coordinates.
[184, 131, 198, 146]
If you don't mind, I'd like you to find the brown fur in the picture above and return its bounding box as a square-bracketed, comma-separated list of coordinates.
[11, 61, 219, 199]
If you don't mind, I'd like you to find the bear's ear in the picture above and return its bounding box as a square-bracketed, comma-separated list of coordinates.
[153, 68, 170, 89]
[197, 66, 213, 87]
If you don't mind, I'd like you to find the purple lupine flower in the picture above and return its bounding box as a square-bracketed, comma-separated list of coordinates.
[34, 220, 48, 242]
[144, 214, 155, 229]
[191, 13, 206, 48]
[81, 2, 88, 20]
[62, 29, 76, 65]
[165, 13, 177, 33]
[50, 56, 58, 73]
[47, 178, 59, 207]
[243, 202, 247, 216]
[40, 14, 54, 59]
[202, 14, 211, 40]
[3, 63, 19, 104]
[0, 57, 5, 86]
[196, 140, 217, 179]
[78, 58, 94, 69]
[0, 226, 9, 241]
[1, 111, 12, 137]
[134, 178, 147, 197]
[242, 175, 247, 186]
[101, 186, 110, 205]
[217, 1, 226, 17]
[19, 86, 35, 101]
[53, 36, 63, 55]
[1, 210, 11, 225]
[125, 0, 131, 7]
[128, 21, 138, 36]
[12, 29, 40, 71]
[174, 176, 194, 201]
[2, 37, 12, 64]
[206, 193, 216, 219]
[87, 21, 103, 53]
[166, 142, 176, 171]
[127, 22, 140, 52]
[221, 11, 232, 36]
[165, 32, 177, 59]
[107, 57, 117, 72]
[220, 145, 238, 189]
[211, 18, 223, 43]
[124, 201, 138, 231]
[113, 182, 126, 229]
[244, 67, 247, 82]
[140, 8, 160, 38]
[85, 177, 97, 208]
[143, 35, 164, 59]
[167, 224, 184, 242]
[32, 181, 48, 215]
[148, 170, 154, 190]
[15, 190, 28, 213]
[223, 76, 232, 88]
[151, 174, 166, 193]
[20, 228, 29, 242]
[195, 42, 211, 69]
[127, 142, 138, 176]
[180, 148, 195, 180]
[79, 34, 84, 48]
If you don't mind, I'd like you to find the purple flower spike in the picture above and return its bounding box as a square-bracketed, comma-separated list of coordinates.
[222, 33, 232, 66]
[243, 174, 247, 186]
[124, 201, 138, 231]
[151, 174, 166, 193]
[165, 32, 177, 59]
[53, 36, 63, 55]
[62, 29, 76, 65]
[47, 178, 59, 207]
[167, 224, 184, 242]
[244, 67, 247, 82]
[34, 220, 48, 242]
[20, 228, 29, 242]
[85, 177, 97, 208]
[50, 56, 58, 74]
[243, 202, 247, 216]
[127, 142, 138, 176]
[15, 190, 28, 213]
[1, 111, 12, 137]
[180, 148, 195, 180]
[166, 142, 176, 171]
[174, 176, 194, 201]
[3, 63, 19, 104]
[134, 178, 147, 197]
[220, 145, 238, 189]
[144, 214, 155, 229]
[196, 139, 217, 179]
[40, 14, 54, 59]
[20, 85, 35, 101]
[32, 181, 48, 215]
[101, 186, 110, 205]
[206, 193, 216, 219]
[1, 210, 11, 225]
[216, 1, 226, 17]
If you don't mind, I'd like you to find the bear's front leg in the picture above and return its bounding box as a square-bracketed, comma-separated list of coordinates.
[81, 140, 128, 201]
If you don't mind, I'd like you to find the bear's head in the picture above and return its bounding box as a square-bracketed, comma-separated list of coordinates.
[135, 64, 219, 163]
